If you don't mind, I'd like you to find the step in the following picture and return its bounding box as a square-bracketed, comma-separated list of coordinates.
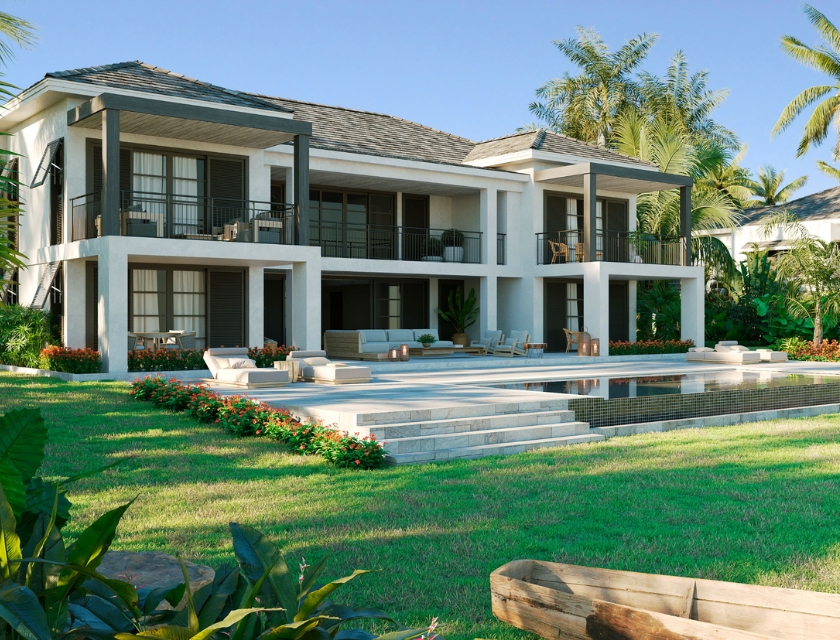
[384, 433, 606, 464]
[363, 409, 578, 438]
[383, 422, 592, 454]
[355, 398, 571, 426]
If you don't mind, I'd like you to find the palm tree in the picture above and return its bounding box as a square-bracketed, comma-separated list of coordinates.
[694, 144, 755, 209]
[529, 27, 656, 146]
[772, 4, 840, 159]
[612, 111, 739, 275]
[817, 159, 840, 182]
[638, 51, 737, 150]
[747, 165, 808, 206]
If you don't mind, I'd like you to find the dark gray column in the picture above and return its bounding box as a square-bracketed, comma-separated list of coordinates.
[293, 134, 310, 246]
[101, 109, 121, 237]
[679, 185, 692, 266]
[583, 173, 597, 262]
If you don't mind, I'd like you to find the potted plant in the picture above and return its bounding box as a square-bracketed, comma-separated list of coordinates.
[417, 333, 436, 348]
[437, 286, 478, 347]
[627, 230, 649, 263]
[441, 228, 465, 263]
[421, 237, 444, 262]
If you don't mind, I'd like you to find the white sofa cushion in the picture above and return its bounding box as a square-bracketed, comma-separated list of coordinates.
[228, 358, 257, 369]
[309, 364, 371, 382]
[288, 350, 327, 360]
[303, 357, 331, 366]
[714, 344, 734, 352]
[387, 329, 415, 343]
[731, 345, 750, 352]
[691, 346, 714, 352]
[389, 341, 422, 349]
[361, 330, 388, 343]
[360, 343, 390, 353]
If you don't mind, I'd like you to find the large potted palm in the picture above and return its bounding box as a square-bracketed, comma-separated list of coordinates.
[437, 286, 478, 347]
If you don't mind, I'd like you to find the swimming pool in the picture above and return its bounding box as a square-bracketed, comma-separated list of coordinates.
[491, 370, 840, 429]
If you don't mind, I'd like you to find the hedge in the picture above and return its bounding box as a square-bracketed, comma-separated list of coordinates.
[608, 339, 695, 355]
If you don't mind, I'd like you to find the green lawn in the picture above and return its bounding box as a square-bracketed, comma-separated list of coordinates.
[2, 372, 840, 640]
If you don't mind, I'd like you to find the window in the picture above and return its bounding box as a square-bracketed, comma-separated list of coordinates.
[309, 189, 395, 258]
[30, 139, 63, 188]
[567, 282, 583, 345]
[173, 270, 206, 348]
[374, 283, 401, 330]
[132, 269, 168, 333]
[130, 267, 207, 348]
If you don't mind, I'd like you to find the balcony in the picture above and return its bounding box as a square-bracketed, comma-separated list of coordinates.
[310, 221, 483, 263]
[536, 231, 686, 266]
[70, 191, 297, 244]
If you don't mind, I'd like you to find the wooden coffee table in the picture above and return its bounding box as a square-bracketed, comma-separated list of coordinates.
[409, 347, 455, 357]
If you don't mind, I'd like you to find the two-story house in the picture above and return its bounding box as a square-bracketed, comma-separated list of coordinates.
[0, 61, 704, 372]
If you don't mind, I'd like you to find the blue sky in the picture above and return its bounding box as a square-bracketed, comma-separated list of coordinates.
[5, 0, 839, 197]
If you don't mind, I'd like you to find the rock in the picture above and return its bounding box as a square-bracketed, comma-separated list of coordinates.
[98, 551, 215, 609]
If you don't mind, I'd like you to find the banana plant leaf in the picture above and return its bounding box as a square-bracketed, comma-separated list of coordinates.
[0, 582, 52, 640]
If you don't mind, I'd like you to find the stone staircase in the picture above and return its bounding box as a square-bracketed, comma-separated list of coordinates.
[349, 400, 603, 464]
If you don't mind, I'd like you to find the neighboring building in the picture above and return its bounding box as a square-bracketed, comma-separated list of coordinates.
[710, 186, 840, 262]
[0, 61, 703, 372]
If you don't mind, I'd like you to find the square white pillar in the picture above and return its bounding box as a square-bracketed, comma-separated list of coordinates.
[64, 259, 86, 348]
[479, 275, 498, 337]
[628, 280, 637, 342]
[98, 245, 128, 373]
[582, 263, 610, 356]
[680, 276, 704, 347]
[248, 265, 265, 347]
[291, 260, 321, 350]
[480, 187, 497, 265]
[428, 277, 439, 328]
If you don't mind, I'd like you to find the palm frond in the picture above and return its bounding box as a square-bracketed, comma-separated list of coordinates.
[817, 159, 840, 181]
[772, 85, 835, 136]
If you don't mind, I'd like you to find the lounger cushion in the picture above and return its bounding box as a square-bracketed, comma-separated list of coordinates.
[303, 357, 331, 366]
[360, 343, 390, 353]
[310, 365, 371, 381]
[229, 358, 257, 369]
[215, 368, 289, 385]
[731, 345, 750, 352]
[360, 330, 388, 343]
[387, 330, 415, 343]
[714, 344, 734, 352]
[288, 350, 327, 359]
[690, 347, 714, 352]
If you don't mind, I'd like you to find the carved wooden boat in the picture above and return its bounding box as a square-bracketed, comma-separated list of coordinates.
[490, 560, 840, 640]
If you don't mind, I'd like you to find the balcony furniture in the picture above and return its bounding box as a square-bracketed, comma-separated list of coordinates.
[523, 342, 547, 358]
[409, 347, 456, 357]
[323, 329, 456, 361]
[124, 218, 158, 238]
[252, 213, 284, 244]
[131, 330, 184, 351]
[286, 350, 371, 384]
[493, 330, 530, 357]
[687, 342, 761, 364]
[548, 240, 569, 264]
[472, 330, 504, 353]
[167, 331, 196, 350]
[128, 334, 146, 351]
[203, 347, 290, 388]
[562, 328, 584, 353]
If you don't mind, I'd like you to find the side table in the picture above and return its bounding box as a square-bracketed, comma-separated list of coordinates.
[274, 359, 301, 382]
[523, 342, 547, 359]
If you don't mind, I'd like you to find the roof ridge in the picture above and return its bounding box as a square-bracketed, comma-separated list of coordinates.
[473, 129, 540, 145]
[540, 130, 657, 166]
[47, 60, 290, 112]
[250, 92, 475, 144]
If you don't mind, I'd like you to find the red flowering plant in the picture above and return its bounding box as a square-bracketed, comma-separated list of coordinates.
[248, 344, 295, 368]
[215, 395, 276, 436]
[39, 346, 102, 373]
[128, 348, 206, 372]
[608, 339, 694, 355]
[319, 431, 387, 469]
[782, 337, 840, 361]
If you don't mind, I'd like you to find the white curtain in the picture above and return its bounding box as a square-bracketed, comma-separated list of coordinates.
[567, 282, 581, 346]
[172, 157, 199, 236]
[131, 269, 165, 332]
[172, 270, 206, 347]
[132, 152, 166, 236]
[596, 201, 603, 254]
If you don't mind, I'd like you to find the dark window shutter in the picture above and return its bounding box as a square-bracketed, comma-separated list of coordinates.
[209, 158, 244, 204]
[86, 265, 98, 350]
[92, 147, 131, 197]
[208, 270, 244, 347]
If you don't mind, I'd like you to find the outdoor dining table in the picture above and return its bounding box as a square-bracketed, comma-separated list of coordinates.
[130, 331, 182, 351]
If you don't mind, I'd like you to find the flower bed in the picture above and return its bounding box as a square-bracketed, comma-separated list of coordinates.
[780, 338, 840, 362]
[39, 346, 102, 373]
[608, 339, 695, 355]
[130, 376, 386, 469]
[128, 345, 295, 372]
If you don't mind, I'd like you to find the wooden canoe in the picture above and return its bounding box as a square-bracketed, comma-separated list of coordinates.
[490, 560, 840, 640]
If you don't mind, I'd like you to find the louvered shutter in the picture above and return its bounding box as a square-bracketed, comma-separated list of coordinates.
[208, 270, 245, 347]
[209, 159, 244, 202]
[86, 265, 98, 350]
[92, 147, 132, 197]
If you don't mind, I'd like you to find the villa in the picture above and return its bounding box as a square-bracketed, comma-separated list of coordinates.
[0, 61, 703, 373]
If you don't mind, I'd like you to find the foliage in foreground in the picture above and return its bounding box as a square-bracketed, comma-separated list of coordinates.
[608, 339, 694, 355]
[0, 406, 428, 640]
[0, 305, 60, 368]
[779, 337, 840, 362]
[129, 376, 386, 469]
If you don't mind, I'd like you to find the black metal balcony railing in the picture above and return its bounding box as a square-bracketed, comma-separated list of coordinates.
[497, 233, 506, 265]
[536, 231, 685, 266]
[310, 221, 483, 263]
[70, 191, 296, 243]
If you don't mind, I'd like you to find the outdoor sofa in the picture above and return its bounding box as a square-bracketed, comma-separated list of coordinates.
[686, 341, 785, 364]
[324, 329, 459, 361]
[203, 347, 290, 388]
[287, 350, 372, 384]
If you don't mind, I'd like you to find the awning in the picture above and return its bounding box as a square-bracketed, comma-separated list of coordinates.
[534, 161, 693, 193]
[68, 93, 311, 149]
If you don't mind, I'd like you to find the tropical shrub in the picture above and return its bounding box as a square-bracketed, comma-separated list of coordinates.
[0, 304, 60, 367]
[248, 344, 293, 368]
[636, 281, 681, 341]
[129, 377, 388, 469]
[128, 347, 206, 372]
[780, 338, 840, 362]
[39, 346, 101, 373]
[608, 339, 694, 355]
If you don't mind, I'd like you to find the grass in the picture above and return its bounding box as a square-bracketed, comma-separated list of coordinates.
[2, 372, 840, 639]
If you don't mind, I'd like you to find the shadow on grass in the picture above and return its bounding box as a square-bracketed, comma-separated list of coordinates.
[3, 373, 840, 640]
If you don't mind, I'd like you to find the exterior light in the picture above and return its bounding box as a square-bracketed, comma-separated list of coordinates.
[591, 338, 600, 357]
[399, 344, 410, 361]
[388, 348, 400, 362]
[579, 331, 591, 356]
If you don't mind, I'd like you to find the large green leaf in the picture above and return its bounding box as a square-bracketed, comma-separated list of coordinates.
[0, 408, 47, 485]
[0, 483, 22, 581]
[0, 582, 52, 640]
[259, 617, 337, 640]
[196, 564, 239, 629]
[295, 571, 371, 622]
[230, 523, 297, 621]
[0, 457, 26, 518]
[372, 629, 428, 640]
[25, 478, 72, 524]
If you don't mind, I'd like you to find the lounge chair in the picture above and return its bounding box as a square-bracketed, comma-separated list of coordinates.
[562, 328, 583, 353]
[493, 330, 530, 357]
[203, 347, 290, 388]
[687, 342, 761, 364]
[471, 330, 503, 353]
[287, 350, 372, 384]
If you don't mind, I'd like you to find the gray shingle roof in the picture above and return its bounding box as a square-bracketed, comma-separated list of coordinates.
[464, 129, 654, 167]
[254, 95, 475, 165]
[741, 186, 840, 225]
[46, 61, 291, 112]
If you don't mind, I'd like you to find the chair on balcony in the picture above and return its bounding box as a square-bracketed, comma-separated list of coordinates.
[128, 334, 146, 351]
[548, 240, 569, 264]
[573, 242, 602, 261]
[562, 328, 584, 353]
